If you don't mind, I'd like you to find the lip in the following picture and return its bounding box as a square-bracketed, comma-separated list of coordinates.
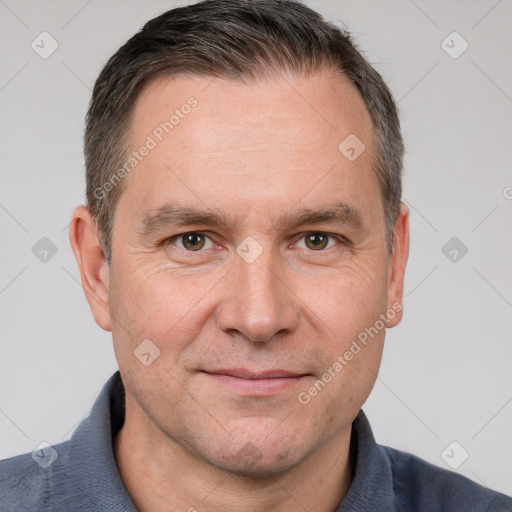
[203, 368, 308, 395]
[206, 368, 304, 379]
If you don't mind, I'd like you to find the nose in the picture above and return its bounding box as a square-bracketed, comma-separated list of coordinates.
[216, 251, 300, 343]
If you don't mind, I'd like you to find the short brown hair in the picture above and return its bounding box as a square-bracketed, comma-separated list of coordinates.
[84, 0, 404, 260]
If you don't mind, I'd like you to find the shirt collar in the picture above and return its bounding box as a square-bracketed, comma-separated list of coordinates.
[65, 371, 137, 510]
[335, 407, 395, 510]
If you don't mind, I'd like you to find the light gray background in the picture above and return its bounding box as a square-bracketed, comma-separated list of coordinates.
[1, 0, 511, 497]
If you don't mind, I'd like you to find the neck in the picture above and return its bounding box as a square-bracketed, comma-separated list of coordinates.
[114, 393, 353, 512]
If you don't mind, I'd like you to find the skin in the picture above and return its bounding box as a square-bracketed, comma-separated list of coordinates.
[70, 69, 409, 512]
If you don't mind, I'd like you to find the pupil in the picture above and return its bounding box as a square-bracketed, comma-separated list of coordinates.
[307, 233, 328, 250]
[184, 233, 204, 250]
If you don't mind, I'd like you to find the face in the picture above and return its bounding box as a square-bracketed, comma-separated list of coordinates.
[74, 69, 408, 476]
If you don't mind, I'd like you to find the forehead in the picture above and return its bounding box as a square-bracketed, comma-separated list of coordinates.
[118, 70, 381, 228]
[132, 70, 373, 154]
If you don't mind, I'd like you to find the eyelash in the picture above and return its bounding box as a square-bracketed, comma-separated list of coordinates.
[163, 231, 346, 252]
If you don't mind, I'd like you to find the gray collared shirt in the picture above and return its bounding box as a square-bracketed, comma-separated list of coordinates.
[1, 372, 511, 511]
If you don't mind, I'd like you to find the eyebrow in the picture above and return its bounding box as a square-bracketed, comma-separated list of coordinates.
[138, 201, 366, 236]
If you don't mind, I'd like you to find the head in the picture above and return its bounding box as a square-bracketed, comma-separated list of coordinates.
[71, 0, 409, 477]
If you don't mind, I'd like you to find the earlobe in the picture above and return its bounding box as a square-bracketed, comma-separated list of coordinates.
[69, 206, 112, 331]
[386, 203, 410, 328]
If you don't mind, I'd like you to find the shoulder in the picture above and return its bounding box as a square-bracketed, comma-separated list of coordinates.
[0, 440, 71, 511]
[381, 445, 512, 511]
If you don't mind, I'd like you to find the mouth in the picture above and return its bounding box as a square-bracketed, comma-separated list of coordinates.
[202, 368, 310, 395]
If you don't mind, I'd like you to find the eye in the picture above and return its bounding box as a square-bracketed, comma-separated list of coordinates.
[296, 232, 338, 251]
[168, 232, 214, 251]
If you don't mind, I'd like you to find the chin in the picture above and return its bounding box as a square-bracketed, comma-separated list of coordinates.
[219, 450, 300, 479]
[206, 432, 307, 479]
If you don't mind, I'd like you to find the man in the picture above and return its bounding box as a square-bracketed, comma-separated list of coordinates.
[1, 0, 511, 510]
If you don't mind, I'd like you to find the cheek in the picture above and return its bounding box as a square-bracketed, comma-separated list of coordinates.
[300, 256, 389, 337]
[302, 326, 385, 433]
[293, 254, 388, 408]
[108, 261, 222, 359]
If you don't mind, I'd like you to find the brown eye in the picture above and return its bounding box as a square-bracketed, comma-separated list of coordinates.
[304, 233, 329, 250]
[181, 233, 206, 251]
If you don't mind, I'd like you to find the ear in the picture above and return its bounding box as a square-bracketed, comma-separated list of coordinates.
[386, 202, 410, 328]
[69, 206, 112, 331]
